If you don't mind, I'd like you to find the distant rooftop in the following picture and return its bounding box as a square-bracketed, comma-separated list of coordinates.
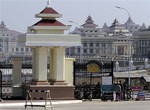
[0, 21, 23, 36]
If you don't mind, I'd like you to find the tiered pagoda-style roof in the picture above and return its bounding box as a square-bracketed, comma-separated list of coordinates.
[110, 18, 121, 28]
[33, 19, 65, 26]
[81, 15, 98, 28]
[0, 21, 8, 31]
[33, 5, 65, 27]
[124, 17, 135, 25]
[108, 18, 130, 36]
[40, 7, 59, 14]
[124, 17, 140, 32]
[0, 21, 23, 36]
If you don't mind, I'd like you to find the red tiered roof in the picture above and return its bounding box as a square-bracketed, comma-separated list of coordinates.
[33, 19, 65, 26]
[40, 7, 59, 14]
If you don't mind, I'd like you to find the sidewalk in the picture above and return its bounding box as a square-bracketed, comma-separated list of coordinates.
[0, 100, 82, 107]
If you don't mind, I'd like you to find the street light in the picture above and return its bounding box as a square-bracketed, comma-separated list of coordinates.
[115, 6, 131, 86]
[115, 6, 130, 18]
[68, 20, 82, 63]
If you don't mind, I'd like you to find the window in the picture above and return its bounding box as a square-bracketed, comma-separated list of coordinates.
[83, 43, 87, 47]
[16, 48, 19, 51]
[90, 49, 93, 53]
[83, 49, 87, 53]
[102, 43, 105, 47]
[21, 48, 24, 52]
[90, 43, 93, 47]
[96, 43, 99, 47]
[12, 48, 14, 52]
[26, 48, 29, 52]
[77, 48, 80, 53]
[96, 49, 99, 53]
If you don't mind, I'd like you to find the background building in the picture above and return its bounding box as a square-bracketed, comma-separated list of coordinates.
[68, 16, 135, 61]
[0, 21, 32, 62]
[133, 27, 150, 58]
[1, 15, 150, 68]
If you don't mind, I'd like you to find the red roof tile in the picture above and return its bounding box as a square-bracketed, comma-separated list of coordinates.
[33, 19, 65, 26]
[40, 7, 59, 14]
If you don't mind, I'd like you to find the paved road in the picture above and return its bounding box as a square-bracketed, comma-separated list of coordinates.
[1, 100, 150, 110]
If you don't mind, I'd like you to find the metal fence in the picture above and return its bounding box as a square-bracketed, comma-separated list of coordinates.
[0, 60, 33, 99]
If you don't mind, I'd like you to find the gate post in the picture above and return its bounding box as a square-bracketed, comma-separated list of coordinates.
[111, 60, 114, 84]
[73, 61, 76, 85]
[65, 58, 75, 85]
[12, 57, 22, 98]
[0, 70, 3, 101]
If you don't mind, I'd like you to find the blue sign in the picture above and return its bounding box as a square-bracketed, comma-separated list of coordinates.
[101, 85, 115, 92]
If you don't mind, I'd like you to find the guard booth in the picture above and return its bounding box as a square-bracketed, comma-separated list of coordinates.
[73, 60, 114, 100]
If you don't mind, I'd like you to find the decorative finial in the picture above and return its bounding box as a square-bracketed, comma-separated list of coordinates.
[47, 0, 51, 7]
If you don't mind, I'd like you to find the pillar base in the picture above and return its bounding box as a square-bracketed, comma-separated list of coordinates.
[12, 86, 22, 97]
[31, 80, 49, 85]
[54, 80, 68, 85]
[23, 85, 75, 100]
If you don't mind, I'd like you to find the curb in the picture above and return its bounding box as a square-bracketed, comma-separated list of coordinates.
[0, 100, 82, 107]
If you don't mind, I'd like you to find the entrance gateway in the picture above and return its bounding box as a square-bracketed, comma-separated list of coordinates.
[19, 3, 81, 99]
[73, 60, 114, 99]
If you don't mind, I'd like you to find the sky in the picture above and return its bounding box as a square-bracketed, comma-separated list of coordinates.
[0, 0, 150, 33]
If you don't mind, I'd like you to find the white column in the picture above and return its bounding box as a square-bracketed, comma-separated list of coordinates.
[144, 58, 148, 69]
[116, 46, 118, 54]
[32, 48, 36, 80]
[53, 47, 65, 81]
[112, 44, 115, 54]
[33, 47, 48, 82]
[50, 48, 55, 80]
[115, 61, 119, 72]
[130, 59, 133, 70]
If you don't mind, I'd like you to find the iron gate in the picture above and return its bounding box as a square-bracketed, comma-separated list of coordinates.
[73, 60, 114, 99]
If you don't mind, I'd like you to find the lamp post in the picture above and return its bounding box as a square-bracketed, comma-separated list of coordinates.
[115, 6, 131, 86]
[69, 20, 82, 63]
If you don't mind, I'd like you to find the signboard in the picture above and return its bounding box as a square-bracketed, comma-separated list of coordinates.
[131, 86, 143, 91]
[102, 76, 112, 85]
[101, 85, 115, 92]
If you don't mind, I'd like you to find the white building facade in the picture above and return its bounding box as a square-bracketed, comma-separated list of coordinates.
[67, 16, 136, 63]
[0, 21, 32, 62]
